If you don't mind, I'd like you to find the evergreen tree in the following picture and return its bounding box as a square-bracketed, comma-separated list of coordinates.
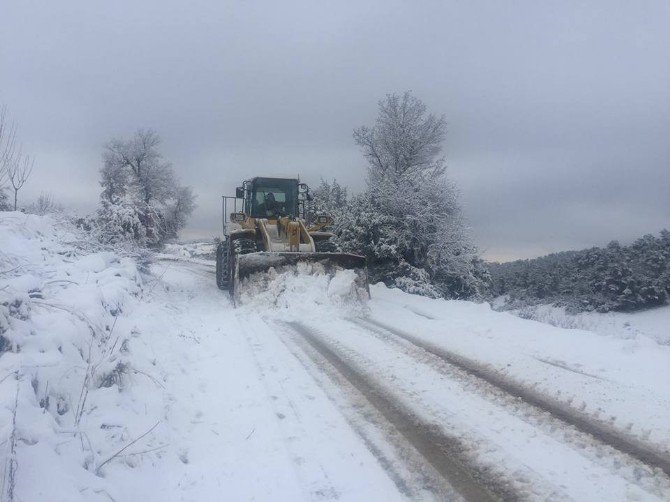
[489, 230, 670, 312]
[311, 178, 348, 218]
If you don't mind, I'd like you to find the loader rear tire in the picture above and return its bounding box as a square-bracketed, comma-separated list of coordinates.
[216, 241, 230, 290]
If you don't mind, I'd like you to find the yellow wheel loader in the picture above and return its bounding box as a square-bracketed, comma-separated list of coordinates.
[216, 177, 368, 301]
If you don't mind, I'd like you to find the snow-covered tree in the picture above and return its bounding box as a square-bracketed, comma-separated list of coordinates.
[311, 178, 348, 217]
[337, 92, 488, 298]
[97, 129, 195, 246]
[353, 92, 447, 181]
[163, 185, 196, 240]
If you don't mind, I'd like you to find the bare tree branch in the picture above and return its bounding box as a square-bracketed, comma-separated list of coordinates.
[95, 421, 161, 474]
[0, 106, 20, 197]
[2, 372, 20, 502]
[0, 106, 34, 211]
[7, 152, 34, 210]
[353, 91, 447, 181]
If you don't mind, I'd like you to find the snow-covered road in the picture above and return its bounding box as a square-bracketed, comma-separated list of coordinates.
[102, 259, 406, 501]
[111, 257, 670, 501]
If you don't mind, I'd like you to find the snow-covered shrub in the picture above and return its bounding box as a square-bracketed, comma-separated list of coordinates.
[95, 197, 157, 246]
[392, 262, 442, 298]
[24, 192, 63, 215]
[0, 188, 10, 211]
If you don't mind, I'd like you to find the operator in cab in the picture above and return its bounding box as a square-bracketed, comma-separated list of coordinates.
[257, 192, 284, 218]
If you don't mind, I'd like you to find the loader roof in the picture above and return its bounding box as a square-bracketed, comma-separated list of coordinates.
[250, 176, 299, 183]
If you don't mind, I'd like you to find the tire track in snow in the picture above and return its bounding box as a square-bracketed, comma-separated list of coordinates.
[154, 257, 216, 280]
[357, 316, 670, 478]
[276, 323, 456, 500]
[237, 315, 342, 500]
[286, 321, 522, 502]
[155, 255, 216, 269]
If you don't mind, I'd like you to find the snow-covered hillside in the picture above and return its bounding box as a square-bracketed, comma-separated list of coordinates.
[2, 213, 670, 501]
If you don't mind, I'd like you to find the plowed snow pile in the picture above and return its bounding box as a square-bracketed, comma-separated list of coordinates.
[236, 262, 368, 315]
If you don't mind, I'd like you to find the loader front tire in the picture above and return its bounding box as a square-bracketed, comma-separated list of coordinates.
[233, 238, 257, 255]
[216, 240, 230, 290]
[228, 237, 257, 301]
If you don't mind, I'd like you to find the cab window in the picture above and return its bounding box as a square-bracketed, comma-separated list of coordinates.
[255, 187, 287, 205]
[250, 179, 297, 217]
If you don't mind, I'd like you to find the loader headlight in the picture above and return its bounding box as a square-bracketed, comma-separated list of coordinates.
[230, 212, 246, 222]
[316, 215, 329, 224]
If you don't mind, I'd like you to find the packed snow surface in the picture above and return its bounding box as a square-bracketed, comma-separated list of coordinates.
[2, 218, 669, 501]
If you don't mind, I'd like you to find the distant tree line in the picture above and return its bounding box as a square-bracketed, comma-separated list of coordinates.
[313, 92, 490, 300]
[489, 231, 670, 312]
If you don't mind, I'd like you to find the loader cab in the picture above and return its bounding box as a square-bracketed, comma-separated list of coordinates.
[242, 177, 304, 219]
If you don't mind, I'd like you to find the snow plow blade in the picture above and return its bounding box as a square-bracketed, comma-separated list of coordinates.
[234, 252, 369, 299]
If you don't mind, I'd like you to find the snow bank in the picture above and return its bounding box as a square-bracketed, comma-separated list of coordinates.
[370, 284, 670, 449]
[503, 302, 670, 345]
[0, 212, 161, 501]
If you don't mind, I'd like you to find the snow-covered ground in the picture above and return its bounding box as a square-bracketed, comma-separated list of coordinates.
[162, 241, 216, 261]
[2, 216, 670, 501]
[494, 300, 670, 345]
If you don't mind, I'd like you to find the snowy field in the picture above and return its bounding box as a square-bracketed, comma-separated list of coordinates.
[492, 300, 670, 346]
[2, 212, 670, 501]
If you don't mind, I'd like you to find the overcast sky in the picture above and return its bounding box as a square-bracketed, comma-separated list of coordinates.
[1, 0, 668, 261]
